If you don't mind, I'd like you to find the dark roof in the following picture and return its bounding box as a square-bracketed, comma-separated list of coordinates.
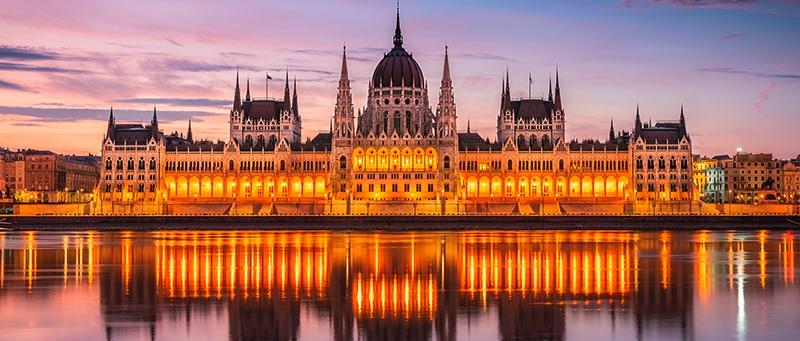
[637, 122, 685, 144]
[242, 99, 287, 122]
[164, 135, 225, 152]
[65, 155, 100, 167]
[512, 98, 554, 121]
[458, 132, 501, 151]
[567, 139, 629, 152]
[712, 154, 731, 160]
[306, 132, 332, 150]
[372, 46, 424, 89]
[110, 124, 158, 145]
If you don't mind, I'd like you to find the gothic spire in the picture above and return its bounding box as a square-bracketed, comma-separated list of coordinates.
[442, 45, 451, 84]
[634, 104, 642, 135]
[501, 69, 512, 113]
[467, 118, 471, 133]
[548, 76, 553, 102]
[232, 70, 242, 112]
[283, 69, 291, 114]
[106, 107, 115, 140]
[609, 119, 615, 141]
[393, 2, 403, 48]
[679, 105, 687, 136]
[245, 77, 251, 102]
[187, 119, 193, 143]
[554, 67, 562, 110]
[292, 76, 299, 117]
[340, 45, 349, 80]
[151, 106, 159, 138]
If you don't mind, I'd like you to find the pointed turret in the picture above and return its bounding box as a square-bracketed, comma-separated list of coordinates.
[151, 106, 159, 138]
[467, 118, 471, 133]
[609, 119, 615, 142]
[442, 45, 451, 84]
[679, 105, 687, 136]
[548, 77, 553, 102]
[554, 67, 562, 110]
[334, 46, 354, 139]
[634, 105, 642, 136]
[501, 69, 512, 114]
[282, 70, 291, 114]
[232, 71, 242, 112]
[292, 76, 299, 118]
[436, 45, 457, 138]
[393, 2, 403, 48]
[105, 107, 115, 140]
[500, 77, 506, 112]
[187, 119, 193, 143]
[245, 77, 251, 102]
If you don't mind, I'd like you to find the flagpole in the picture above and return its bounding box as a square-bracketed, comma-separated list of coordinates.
[266, 72, 269, 100]
[528, 73, 532, 99]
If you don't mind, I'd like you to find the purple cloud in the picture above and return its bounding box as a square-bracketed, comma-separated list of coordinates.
[0, 79, 32, 92]
[695, 67, 800, 79]
[0, 61, 85, 73]
[0, 45, 59, 61]
[116, 97, 230, 107]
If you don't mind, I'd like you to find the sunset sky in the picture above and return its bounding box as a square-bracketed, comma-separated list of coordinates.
[0, 0, 798, 158]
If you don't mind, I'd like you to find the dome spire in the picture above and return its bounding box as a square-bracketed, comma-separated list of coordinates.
[393, 1, 403, 48]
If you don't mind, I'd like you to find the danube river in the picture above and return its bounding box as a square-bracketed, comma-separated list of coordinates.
[0, 230, 798, 341]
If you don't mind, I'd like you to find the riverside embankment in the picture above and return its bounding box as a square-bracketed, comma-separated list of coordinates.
[3, 214, 800, 230]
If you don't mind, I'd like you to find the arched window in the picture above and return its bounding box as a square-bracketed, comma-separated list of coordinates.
[669, 157, 677, 169]
[636, 157, 643, 169]
[116, 158, 123, 170]
[279, 160, 286, 171]
[507, 159, 513, 171]
[517, 135, 525, 148]
[383, 112, 389, 134]
[127, 157, 134, 170]
[658, 157, 665, 169]
[529, 135, 537, 149]
[228, 159, 235, 171]
[558, 159, 564, 171]
[393, 111, 401, 133]
[138, 157, 145, 170]
[339, 155, 347, 170]
[647, 157, 654, 169]
[405, 111, 412, 133]
[149, 158, 156, 170]
[681, 157, 688, 169]
[105, 158, 112, 170]
[443, 155, 451, 170]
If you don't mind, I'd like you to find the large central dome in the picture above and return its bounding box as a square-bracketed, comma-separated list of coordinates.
[371, 8, 424, 89]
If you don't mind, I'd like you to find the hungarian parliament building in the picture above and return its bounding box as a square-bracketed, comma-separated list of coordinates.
[98, 11, 693, 215]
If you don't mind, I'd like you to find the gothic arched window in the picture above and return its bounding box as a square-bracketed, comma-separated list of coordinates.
[105, 158, 112, 170]
[393, 111, 401, 133]
[559, 159, 564, 171]
[339, 155, 347, 170]
[443, 155, 451, 170]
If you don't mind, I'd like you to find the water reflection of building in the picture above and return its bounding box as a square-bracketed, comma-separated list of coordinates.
[0, 231, 797, 341]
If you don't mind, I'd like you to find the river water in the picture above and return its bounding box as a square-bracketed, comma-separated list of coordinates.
[0, 230, 798, 341]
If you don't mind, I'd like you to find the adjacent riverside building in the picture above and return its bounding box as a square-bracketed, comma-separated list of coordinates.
[1, 148, 99, 202]
[97, 10, 694, 215]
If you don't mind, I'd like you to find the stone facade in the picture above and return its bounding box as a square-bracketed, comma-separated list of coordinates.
[96, 10, 697, 214]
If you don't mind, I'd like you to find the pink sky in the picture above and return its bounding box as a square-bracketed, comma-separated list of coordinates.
[0, 0, 798, 158]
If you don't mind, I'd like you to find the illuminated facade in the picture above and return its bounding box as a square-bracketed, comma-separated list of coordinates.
[97, 10, 694, 214]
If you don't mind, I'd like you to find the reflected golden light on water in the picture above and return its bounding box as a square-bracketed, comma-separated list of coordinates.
[2, 228, 799, 341]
